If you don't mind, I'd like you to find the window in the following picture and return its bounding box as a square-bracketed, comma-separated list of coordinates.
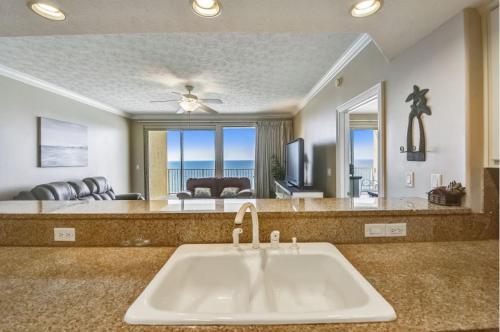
[167, 130, 216, 193]
[223, 127, 256, 188]
[148, 126, 256, 198]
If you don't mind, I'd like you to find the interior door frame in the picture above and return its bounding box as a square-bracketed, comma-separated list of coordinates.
[336, 82, 386, 198]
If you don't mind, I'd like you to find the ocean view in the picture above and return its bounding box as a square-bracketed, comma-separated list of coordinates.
[354, 159, 374, 168]
[167, 160, 255, 169]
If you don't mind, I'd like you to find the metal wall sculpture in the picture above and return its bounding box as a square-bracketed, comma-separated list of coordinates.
[400, 85, 432, 161]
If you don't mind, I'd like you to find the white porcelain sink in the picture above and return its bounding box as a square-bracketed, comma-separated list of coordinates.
[125, 243, 396, 325]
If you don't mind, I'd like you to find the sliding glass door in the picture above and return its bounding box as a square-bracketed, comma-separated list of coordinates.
[222, 127, 256, 188]
[167, 129, 216, 193]
[147, 125, 256, 198]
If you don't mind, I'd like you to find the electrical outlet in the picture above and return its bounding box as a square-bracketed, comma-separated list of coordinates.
[405, 171, 414, 187]
[386, 223, 407, 237]
[54, 228, 75, 242]
[327, 168, 332, 177]
[364, 224, 386, 237]
[431, 174, 442, 189]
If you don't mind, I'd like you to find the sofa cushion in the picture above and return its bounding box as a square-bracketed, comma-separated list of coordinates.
[217, 177, 251, 196]
[68, 180, 91, 198]
[194, 187, 212, 198]
[31, 186, 56, 200]
[83, 177, 112, 194]
[39, 182, 77, 200]
[220, 187, 240, 198]
[186, 178, 217, 197]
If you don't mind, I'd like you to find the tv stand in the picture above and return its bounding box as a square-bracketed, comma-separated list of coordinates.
[274, 180, 324, 199]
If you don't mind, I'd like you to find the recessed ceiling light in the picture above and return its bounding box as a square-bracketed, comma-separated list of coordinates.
[190, 0, 221, 18]
[351, 0, 381, 18]
[29, 2, 66, 21]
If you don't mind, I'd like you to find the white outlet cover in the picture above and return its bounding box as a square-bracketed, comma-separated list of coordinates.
[431, 174, 443, 189]
[54, 228, 76, 242]
[364, 224, 386, 237]
[386, 223, 407, 237]
[405, 171, 414, 188]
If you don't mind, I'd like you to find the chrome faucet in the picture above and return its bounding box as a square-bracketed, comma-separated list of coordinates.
[234, 202, 260, 249]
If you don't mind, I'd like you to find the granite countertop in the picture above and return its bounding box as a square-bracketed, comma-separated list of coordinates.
[0, 197, 470, 217]
[1, 240, 497, 331]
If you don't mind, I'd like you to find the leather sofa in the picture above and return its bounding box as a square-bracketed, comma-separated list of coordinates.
[14, 176, 144, 201]
[177, 177, 253, 199]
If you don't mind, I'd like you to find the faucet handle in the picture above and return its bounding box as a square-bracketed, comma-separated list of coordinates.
[233, 228, 243, 247]
[270, 230, 280, 248]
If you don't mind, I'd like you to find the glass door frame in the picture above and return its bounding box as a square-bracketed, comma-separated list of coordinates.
[144, 122, 256, 199]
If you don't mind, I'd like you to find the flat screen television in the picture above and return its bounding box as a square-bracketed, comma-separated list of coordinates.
[285, 138, 304, 188]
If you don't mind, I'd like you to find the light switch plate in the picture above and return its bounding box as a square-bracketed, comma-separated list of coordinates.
[405, 171, 414, 188]
[54, 228, 75, 242]
[364, 224, 386, 237]
[431, 174, 442, 189]
[386, 223, 407, 237]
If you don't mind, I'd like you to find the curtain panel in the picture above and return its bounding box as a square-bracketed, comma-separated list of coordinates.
[255, 120, 293, 198]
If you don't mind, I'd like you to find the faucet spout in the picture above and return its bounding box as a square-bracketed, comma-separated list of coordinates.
[234, 202, 260, 249]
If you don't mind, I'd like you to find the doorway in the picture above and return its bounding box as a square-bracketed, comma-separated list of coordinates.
[336, 83, 385, 198]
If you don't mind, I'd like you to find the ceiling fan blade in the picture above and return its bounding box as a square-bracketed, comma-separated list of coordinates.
[199, 98, 223, 104]
[150, 99, 179, 103]
[198, 104, 218, 114]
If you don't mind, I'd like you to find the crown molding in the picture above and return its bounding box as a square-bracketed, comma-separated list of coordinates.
[132, 112, 293, 123]
[296, 33, 373, 113]
[0, 64, 130, 118]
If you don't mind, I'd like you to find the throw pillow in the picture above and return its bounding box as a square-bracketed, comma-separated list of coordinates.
[220, 187, 240, 198]
[194, 187, 212, 198]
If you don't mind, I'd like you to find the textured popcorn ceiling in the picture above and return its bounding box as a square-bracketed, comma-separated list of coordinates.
[0, 33, 358, 114]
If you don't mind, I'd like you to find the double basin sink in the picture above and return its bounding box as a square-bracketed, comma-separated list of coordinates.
[125, 242, 396, 325]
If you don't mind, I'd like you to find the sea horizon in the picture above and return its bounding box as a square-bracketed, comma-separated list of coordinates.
[167, 160, 254, 169]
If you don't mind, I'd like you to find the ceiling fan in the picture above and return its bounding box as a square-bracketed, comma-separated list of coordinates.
[151, 85, 223, 114]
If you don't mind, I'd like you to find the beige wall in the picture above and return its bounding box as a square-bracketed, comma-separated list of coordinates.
[294, 43, 388, 197]
[148, 131, 168, 199]
[294, 10, 483, 204]
[0, 75, 131, 200]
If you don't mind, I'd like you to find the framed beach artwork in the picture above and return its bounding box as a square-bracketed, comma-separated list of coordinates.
[38, 117, 88, 167]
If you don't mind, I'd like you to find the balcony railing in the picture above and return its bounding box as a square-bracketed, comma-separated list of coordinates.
[353, 167, 377, 193]
[167, 168, 255, 194]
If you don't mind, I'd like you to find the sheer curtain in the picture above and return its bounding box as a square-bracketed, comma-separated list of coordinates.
[255, 120, 293, 198]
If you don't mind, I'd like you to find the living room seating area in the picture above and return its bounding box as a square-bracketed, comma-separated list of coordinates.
[176, 177, 253, 199]
[14, 177, 144, 201]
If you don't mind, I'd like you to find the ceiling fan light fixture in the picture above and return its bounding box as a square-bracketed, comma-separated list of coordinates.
[191, 0, 221, 18]
[351, 0, 381, 18]
[29, 2, 66, 21]
[179, 99, 200, 112]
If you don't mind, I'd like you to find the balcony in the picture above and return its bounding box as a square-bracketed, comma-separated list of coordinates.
[353, 167, 378, 194]
[167, 168, 255, 194]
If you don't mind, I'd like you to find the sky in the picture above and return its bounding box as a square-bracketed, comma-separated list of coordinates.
[167, 127, 256, 162]
[352, 129, 375, 162]
[41, 118, 87, 147]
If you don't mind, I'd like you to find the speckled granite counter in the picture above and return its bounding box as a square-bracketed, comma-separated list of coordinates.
[0, 198, 496, 246]
[1, 241, 498, 331]
[0, 197, 470, 216]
